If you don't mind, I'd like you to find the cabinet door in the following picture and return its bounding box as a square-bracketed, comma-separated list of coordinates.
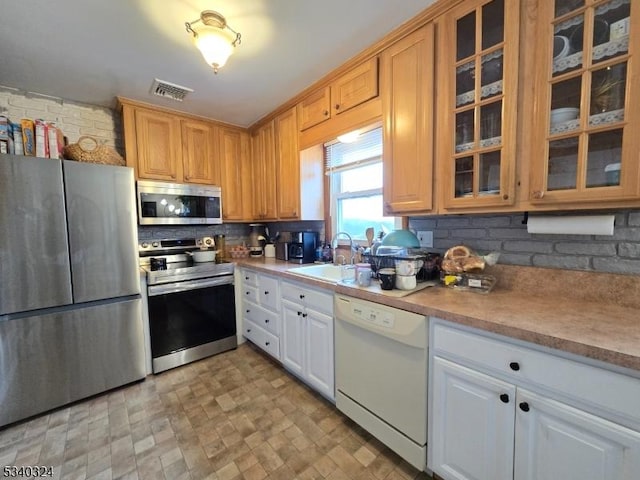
[219, 127, 250, 221]
[258, 274, 280, 312]
[528, 0, 640, 204]
[275, 107, 301, 219]
[134, 108, 181, 181]
[431, 356, 515, 480]
[382, 24, 435, 214]
[514, 389, 640, 480]
[437, 0, 519, 210]
[181, 120, 219, 185]
[281, 300, 305, 377]
[305, 309, 334, 400]
[332, 57, 379, 115]
[297, 86, 332, 131]
[251, 121, 278, 220]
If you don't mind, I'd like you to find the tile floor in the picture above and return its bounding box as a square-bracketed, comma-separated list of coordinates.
[0, 343, 433, 480]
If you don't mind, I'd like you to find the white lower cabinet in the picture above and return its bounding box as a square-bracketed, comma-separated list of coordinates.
[238, 268, 281, 360]
[429, 319, 640, 480]
[432, 357, 515, 480]
[281, 280, 334, 401]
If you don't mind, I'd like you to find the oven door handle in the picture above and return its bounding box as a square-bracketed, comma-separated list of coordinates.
[148, 276, 233, 296]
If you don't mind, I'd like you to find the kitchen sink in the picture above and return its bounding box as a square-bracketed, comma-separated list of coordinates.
[287, 264, 343, 283]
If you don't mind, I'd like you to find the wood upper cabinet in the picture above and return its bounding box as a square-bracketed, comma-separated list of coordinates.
[181, 119, 219, 185]
[436, 0, 519, 212]
[381, 23, 435, 214]
[297, 57, 378, 131]
[526, 0, 640, 206]
[120, 99, 222, 186]
[219, 126, 251, 221]
[275, 107, 301, 219]
[130, 107, 181, 182]
[251, 121, 278, 220]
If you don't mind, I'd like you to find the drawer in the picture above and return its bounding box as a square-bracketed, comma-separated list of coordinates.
[432, 321, 640, 426]
[241, 269, 259, 286]
[259, 275, 280, 312]
[242, 284, 258, 303]
[243, 319, 280, 360]
[282, 281, 333, 315]
[244, 303, 279, 336]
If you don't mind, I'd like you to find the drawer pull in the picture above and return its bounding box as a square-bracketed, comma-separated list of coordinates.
[245, 276, 249, 280]
[300, 294, 305, 299]
[302, 313, 307, 318]
[264, 291, 269, 295]
[297, 311, 302, 316]
[519, 402, 530, 412]
[509, 362, 520, 371]
[246, 309, 250, 313]
[245, 291, 250, 295]
[499, 393, 509, 404]
[265, 341, 270, 346]
[247, 328, 251, 333]
[264, 319, 270, 323]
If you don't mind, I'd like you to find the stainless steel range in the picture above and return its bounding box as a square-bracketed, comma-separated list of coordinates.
[139, 238, 236, 373]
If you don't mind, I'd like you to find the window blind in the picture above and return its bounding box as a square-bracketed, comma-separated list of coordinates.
[324, 127, 383, 175]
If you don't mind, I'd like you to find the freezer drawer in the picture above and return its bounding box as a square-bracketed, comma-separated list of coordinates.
[0, 298, 145, 427]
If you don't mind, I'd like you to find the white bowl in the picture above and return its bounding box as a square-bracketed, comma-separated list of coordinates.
[395, 274, 417, 290]
[553, 35, 570, 60]
[191, 250, 216, 262]
[550, 107, 579, 125]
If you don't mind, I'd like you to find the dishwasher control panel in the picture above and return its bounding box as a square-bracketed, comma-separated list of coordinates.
[351, 303, 395, 329]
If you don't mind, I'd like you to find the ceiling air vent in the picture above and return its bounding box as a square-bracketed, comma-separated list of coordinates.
[149, 78, 194, 102]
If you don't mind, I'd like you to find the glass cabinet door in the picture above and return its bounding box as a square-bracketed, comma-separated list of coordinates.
[439, 0, 519, 209]
[531, 0, 640, 203]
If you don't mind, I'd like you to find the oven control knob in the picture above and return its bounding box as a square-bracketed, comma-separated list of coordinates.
[152, 242, 159, 248]
[141, 242, 149, 249]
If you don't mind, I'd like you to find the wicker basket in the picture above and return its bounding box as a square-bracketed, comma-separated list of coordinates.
[63, 136, 125, 166]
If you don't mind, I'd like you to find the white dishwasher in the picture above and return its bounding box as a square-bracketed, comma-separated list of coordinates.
[334, 294, 428, 471]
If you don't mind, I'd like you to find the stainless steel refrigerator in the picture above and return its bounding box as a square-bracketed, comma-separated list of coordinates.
[0, 154, 145, 427]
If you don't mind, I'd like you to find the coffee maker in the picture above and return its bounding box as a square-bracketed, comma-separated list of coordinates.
[248, 223, 267, 257]
[287, 231, 317, 264]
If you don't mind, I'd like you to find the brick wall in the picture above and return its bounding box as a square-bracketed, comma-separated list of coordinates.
[409, 210, 640, 276]
[0, 87, 123, 155]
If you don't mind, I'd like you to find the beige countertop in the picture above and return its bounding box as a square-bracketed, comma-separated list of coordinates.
[235, 257, 640, 374]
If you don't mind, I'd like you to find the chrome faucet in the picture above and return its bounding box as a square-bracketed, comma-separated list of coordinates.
[331, 231, 356, 264]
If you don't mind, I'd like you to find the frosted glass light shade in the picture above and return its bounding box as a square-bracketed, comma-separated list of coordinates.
[194, 27, 234, 70]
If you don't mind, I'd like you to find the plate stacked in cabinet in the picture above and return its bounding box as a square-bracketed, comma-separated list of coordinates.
[240, 269, 281, 359]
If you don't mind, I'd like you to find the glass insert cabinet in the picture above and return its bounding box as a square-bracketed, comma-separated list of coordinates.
[530, 0, 640, 204]
[437, 0, 520, 209]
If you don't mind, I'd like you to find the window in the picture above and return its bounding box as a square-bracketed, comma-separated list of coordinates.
[325, 126, 395, 243]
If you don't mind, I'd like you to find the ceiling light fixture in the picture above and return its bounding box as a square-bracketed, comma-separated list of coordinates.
[185, 10, 241, 74]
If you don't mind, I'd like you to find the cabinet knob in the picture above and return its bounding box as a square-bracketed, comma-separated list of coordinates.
[335, 104, 340, 110]
[532, 190, 545, 200]
[509, 362, 520, 371]
[265, 341, 270, 346]
[185, 175, 190, 181]
[297, 311, 302, 316]
[299, 294, 305, 299]
[245, 276, 249, 280]
[302, 313, 307, 318]
[264, 319, 270, 323]
[503, 194, 509, 200]
[264, 291, 269, 295]
[323, 110, 329, 116]
[246, 309, 250, 313]
[245, 291, 250, 295]
[519, 402, 530, 412]
[499, 393, 510, 403]
[247, 328, 251, 333]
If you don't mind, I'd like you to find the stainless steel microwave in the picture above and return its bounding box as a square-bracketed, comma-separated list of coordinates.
[136, 180, 222, 225]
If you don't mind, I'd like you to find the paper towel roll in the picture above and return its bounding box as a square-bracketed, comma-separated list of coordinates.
[526, 214, 615, 235]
